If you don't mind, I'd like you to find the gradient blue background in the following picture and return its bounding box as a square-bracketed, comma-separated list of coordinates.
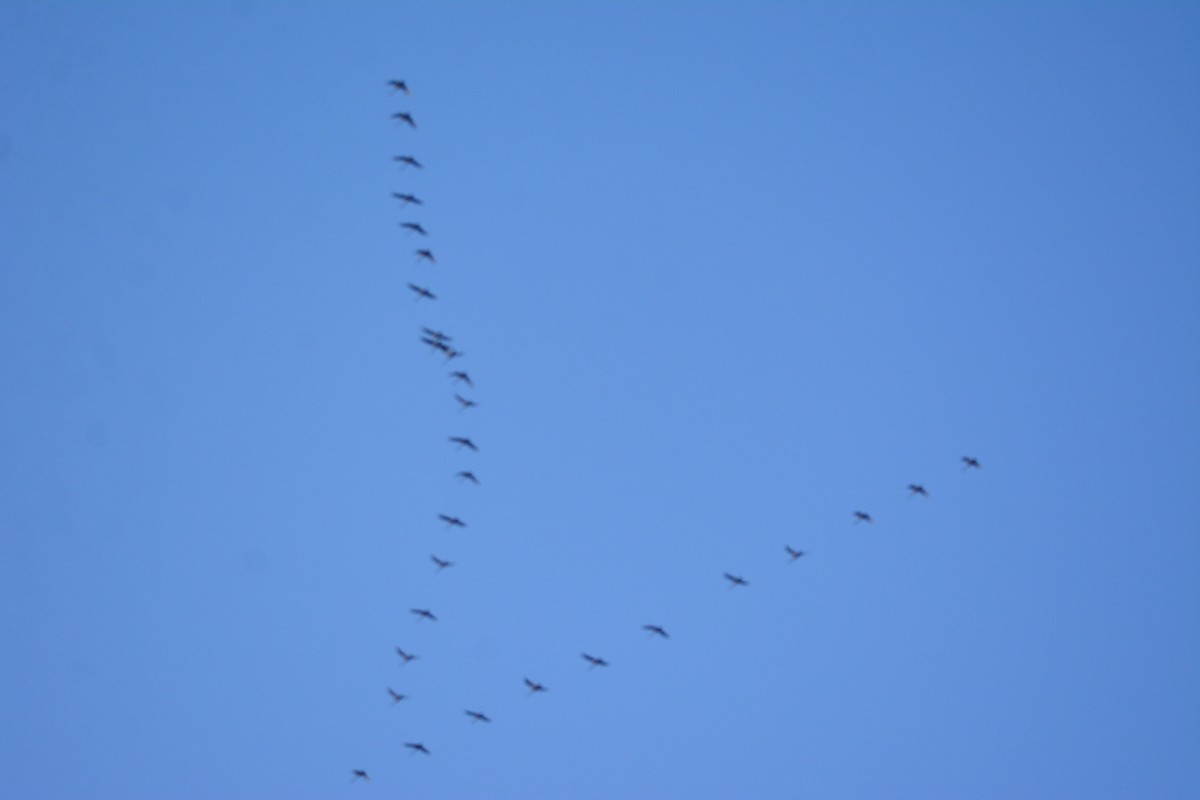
[2, 2, 1198, 798]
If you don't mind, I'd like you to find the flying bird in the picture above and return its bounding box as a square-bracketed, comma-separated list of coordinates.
[431, 555, 454, 571]
[404, 742, 430, 755]
[394, 155, 423, 169]
[352, 769, 370, 782]
[415, 249, 437, 264]
[387, 79, 411, 94]
[455, 394, 477, 410]
[643, 624, 670, 639]
[392, 112, 417, 128]
[582, 653, 609, 669]
[449, 371, 473, 387]
[422, 327, 451, 341]
[407, 283, 435, 300]
[387, 688, 406, 705]
[395, 647, 418, 665]
[438, 514, 466, 529]
[421, 336, 451, 354]
[785, 546, 806, 561]
[524, 677, 547, 694]
[908, 484, 929, 497]
[442, 347, 464, 362]
[392, 192, 422, 206]
[853, 511, 874, 524]
[457, 470, 479, 484]
[723, 573, 748, 588]
[449, 436, 478, 451]
[962, 456, 982, 470]
[410, 608, 437, 622]
[401, 222, 428, 236]
[465, 710, 492, 723]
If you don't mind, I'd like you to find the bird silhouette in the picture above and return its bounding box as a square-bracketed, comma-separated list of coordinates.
[395, 647, 418, 665]
[415, 249, 437, 264]
[438, 514, 466, 529]
[449, 371, 473, 387]
[392, 192, 423, 206]
[465, 710, 492, 723]
[411, 608, 437, 622]
[405, 742, 431, 755]
[785, 546, 806, 561]
[908, 484, 929, 497]
[422, 327, 451, 341]
[457, 470, 479, 484]
[388, 688, 406, 705]
[431, 555, 454, 571]
[449, 436, 478, 451]
[392, 112, 417, 128]
[643, 624, 670, 639]
[352, 769, 370, 782]
[962, 456, 982, 470]
[442, 347, 464, 362]
[455, 394, 477, 410]
[401, 222, 428, 236]
[853, 511, 874, 524]
[407, 283, 435, 300]
[524, 677, 547, 694]
[421, 336, 451, 354]
[387, 79, 411, 95]
[723, 573, 749, 587]
[582, 653, 609, 669]
[394, 155, 423, 169]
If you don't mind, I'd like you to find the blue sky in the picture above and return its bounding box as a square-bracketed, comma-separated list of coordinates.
[2, 2, 1198, 798]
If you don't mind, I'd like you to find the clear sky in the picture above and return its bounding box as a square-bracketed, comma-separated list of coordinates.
[2, 2, 1198, 798]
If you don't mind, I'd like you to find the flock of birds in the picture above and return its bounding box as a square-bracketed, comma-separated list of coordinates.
[351, 78, 984, 785]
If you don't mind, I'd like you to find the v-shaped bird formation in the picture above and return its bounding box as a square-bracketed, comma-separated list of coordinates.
[352, 78, 987, 786]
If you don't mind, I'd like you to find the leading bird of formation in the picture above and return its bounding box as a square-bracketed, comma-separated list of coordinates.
[353, 78, 986, 785]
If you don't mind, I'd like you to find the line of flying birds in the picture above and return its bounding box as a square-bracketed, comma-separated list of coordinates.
[353, 78, 985, 785]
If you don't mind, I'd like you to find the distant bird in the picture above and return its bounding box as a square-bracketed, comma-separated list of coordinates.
[439, 514, 466, 529]
[393, 112, 417, 128]
[962, 456, 982, 470]
[449, 436, 478, 451]
[421, 336, 451, 354]
[405, 742, 430, 755]
[524, 677, 547, 695]
[442, 347, 464, 362]
[352, 769, 370, 782]
[582, 653, 609, 669]
[853, 511, 874, 524]
[388, 688, 406, 705]
[411, 608, 437, 622]
[465, 710, 492, 723]
[723, 573, 748, 588]
[387, 79, 411, 95]
[643, 624, 670, 639]
[455, 394, 477, 410]
[431, 555, 454, 571]
[395, 647, 418, 665]
[908, 484, 929, 497]
[407, 283, 435, 300]
[394, 154, 423, 169]
[457, 470, 479, 484]
[401, 222, 428, 236]
[415, 249, 437, 264]
[449, 371, 473, 387]
[785, 546, 806, 561]
[422, 327, 451, 341]
[392, 192, 423, 206]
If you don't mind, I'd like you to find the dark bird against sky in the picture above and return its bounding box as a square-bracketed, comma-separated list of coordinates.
[908, 484, 929, 497]
[387, 79, 411, 94]
[405, 742, 431, 755]
[439, 514, 466, 529]
[524, 677, 547, 694]
[785, 546, 806, 561]
[465, 710, 492, 723]
[723, 573, 748, 587]
[407, 283, 435, 300]
[387, 688, 406, 705]
[450, 371, 473, 387]
[392, 111, 417, 128]
[395, 647, 418, 665]
[643, 624, 670, 639]
[582, 653, 609, 669]
[853, 511, 874, 524]
[410, 608, 437, 622]
[457, 470, 479, 484]
[392, 191, 422, 206]
[401, 222, 428, 236]
[394, 154, 422, 169]
[431, 555, 453, 571]
[449, 436, 478, 451]
[962, 456, 982, 470]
